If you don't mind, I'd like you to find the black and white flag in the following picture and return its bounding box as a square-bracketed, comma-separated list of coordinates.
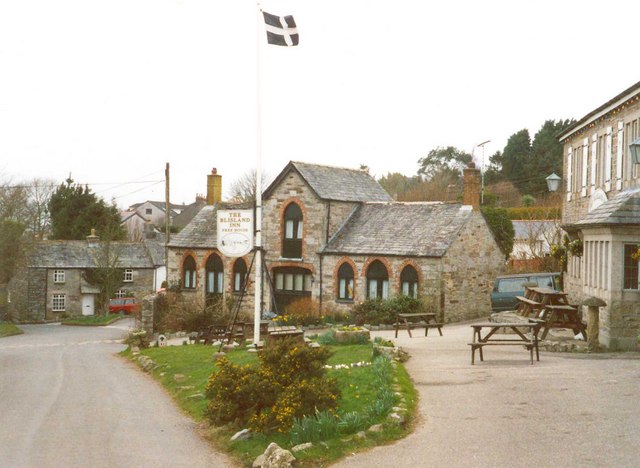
[262, 11, 299, 46]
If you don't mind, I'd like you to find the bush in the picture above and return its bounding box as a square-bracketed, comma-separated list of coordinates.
[154, 291, 233, 333]
[205, 338, 339, 433]
[481, 206, 514, 256]
[276, 297, 322, 326]
[124, 328, 150, 349]
[351, 296, 433, 326]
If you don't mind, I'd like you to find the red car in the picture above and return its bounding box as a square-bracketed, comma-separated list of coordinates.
[108, 298, 139, 314]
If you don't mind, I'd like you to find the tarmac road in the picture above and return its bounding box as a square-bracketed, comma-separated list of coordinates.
[0, 319, 232, 468]
[336, 322, 640, 468]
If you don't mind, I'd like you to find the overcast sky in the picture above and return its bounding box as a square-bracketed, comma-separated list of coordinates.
[1, 0, 639, 209]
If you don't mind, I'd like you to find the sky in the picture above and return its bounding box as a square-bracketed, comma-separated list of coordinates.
[1, 0, 640, 209]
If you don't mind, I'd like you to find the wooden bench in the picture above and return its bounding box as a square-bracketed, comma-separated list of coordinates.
[515, 296, 543, 317]
[539, 305, 587, 340]
[395, 313, 443, 338]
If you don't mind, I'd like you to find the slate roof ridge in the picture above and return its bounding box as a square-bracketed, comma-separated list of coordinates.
[575, 187, 640, 227]
[290, 160, 369, 173]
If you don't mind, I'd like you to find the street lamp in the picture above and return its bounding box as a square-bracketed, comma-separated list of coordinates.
[629, 137, 640, 165]
[546, 173, 562, 192]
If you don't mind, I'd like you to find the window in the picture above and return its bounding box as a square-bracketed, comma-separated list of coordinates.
[183, 255, 197, 289]
[145, 208, 152, 215]
[52, 294, 66, 312]
[123, 269, 133, 282]
[53, 270, 65, 283]
[337, 263, 354, 301]
[623, 244, 639, 290]
[233, 258, 248, 293]
[273, 266, 312, 311]
[366, 260, 389, 300]
[282, 203, 303, 258]
[115, 289, 127, 298]
[400, 265, 419, 298]
[205, 254, 224, 297]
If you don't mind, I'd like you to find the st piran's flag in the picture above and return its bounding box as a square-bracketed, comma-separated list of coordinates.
[262, 11, 299, 46]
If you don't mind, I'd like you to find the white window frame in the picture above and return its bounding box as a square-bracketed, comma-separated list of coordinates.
[52, 294, 66, 312]
[115, 289, 127, 298]
[123, 269, 133, 282]
[53, 270, 65, 283]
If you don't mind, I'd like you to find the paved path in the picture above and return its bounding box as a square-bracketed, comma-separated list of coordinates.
[337, 322, 640, 468]
[0, 319, 232, 468]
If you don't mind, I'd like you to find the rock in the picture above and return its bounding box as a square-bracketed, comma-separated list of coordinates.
[173, 374, 187, 383]
[131, 346, 140, 354]
[178, 385, 195, 392]
[388, 412, 405, 424]
[367, 424, 384, 433]
[187, 393, 205, 400]
[252, 454, 266, 468]
[392, 406, 404, 412]
[309, 342, 321, 348]
[230, 428, 251, 442]
[222, 344, 235, 352]
[355, 431, 367, 439]
[254, 443, 296, 468]
[212, 352, 227, 360]
[291, 442, 313, 453]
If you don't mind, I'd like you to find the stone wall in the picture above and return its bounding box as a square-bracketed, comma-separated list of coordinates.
[166, 247, 255, 321]
[440, 211, 506, 322]
[27, 268, 47, 321]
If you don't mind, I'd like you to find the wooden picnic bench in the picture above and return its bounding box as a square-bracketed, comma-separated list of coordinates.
[395, 312, 443, 338]
[468, 320, 543, 365]
[267, 325, 305, 342]
[199, 322, 246, 345]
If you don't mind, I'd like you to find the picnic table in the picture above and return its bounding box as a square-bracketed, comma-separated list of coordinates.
[516, 286, 587, 340]
[469, 320, 543, 365]
[394, 312, 444, 338]
[199, 322, 246, 345]
[268, 325, 305, 341]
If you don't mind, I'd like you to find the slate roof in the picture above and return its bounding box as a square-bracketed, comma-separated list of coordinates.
[173, 200, 206, 229]
[574, 188, 640, 227]
[167, 202, 253, 249]
[322, 202, 473, 257]
[264, 161, 393, 203]
[29, 241, 159, 269]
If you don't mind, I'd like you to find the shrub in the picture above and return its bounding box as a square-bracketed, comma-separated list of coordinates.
[154, 291, 233, 333]
[481, 206, 514, 256]
[277, 297, 321, 326]
[124, 328, 150, 349]
[352, 296, 432, 326]
[205, 338, 339, 433]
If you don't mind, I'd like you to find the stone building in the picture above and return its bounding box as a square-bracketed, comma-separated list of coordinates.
[167, 161, 505, 323]
[166, 170, 255, 318]
[8, 235, 164, 321]
[559, 79, 640, 350]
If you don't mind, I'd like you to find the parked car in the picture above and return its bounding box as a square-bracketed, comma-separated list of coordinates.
[490, 272, 561, 312]
[108, 298, 139, 314]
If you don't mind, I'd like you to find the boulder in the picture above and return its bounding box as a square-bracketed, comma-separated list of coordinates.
[253, 443, 296, 468]
[230, 429, 252, 442]
[291, 442, 313, 453]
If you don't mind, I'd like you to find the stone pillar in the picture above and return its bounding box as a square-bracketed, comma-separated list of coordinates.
[140, 294, 155, 337]
[581, 297, 607, 352]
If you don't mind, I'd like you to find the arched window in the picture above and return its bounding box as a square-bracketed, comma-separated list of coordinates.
[233, 258, 248, 293]
[205, 254, 224, 295]
[337, 262, 354, 301]
[282, 202, 303, 258]
[400, 265, 419, 298]
[183, 255, 196, 289]
[366, 260, 389, 300]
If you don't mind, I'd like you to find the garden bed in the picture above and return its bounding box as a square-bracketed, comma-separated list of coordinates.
[124, 341, 417, 466]
[62, 315, 127, 326]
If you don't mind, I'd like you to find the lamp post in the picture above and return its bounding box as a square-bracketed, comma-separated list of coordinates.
[473, 140, 491, 204]
[546, 173, 562, 192]
[630, 137, 640, 164]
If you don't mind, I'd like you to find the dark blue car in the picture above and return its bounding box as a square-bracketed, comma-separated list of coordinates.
[490, 272, 561, 312]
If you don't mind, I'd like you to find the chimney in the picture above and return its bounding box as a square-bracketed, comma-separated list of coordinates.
[463, 161, 481, 210]
[86, 228, 100, 243]
[207, 168, 222, 205]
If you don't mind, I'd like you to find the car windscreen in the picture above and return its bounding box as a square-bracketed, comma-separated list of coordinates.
[497, 278, 527, 293]
[530, 276, 554, 289]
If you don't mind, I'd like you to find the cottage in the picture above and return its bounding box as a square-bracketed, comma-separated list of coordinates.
[559, 79, 640, 350]
[8, 234, 164, 321]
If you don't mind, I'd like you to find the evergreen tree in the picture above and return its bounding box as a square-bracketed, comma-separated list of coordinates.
[48, 178, 124, 240]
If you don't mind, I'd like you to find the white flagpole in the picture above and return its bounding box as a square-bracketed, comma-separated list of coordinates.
[254, 0, 264, 345]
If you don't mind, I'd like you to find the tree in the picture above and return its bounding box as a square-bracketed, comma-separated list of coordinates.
[501, 129, 532, 191]
[481, 207, 514, 257]
[228, 170, 270, 203]
[48, 178, 125, 240]
[26, 178, 56, 239]
[0, 220, 26, 284]
[417, 146, 472, 180]
[83, 239, 124, 315]
[377, 172, 421, 199]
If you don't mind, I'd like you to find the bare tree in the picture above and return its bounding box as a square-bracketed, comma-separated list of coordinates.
[228, 170, 270, 203]
[26, 178, 56, 239]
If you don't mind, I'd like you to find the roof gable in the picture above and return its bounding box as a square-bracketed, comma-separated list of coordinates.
[322, 202, 473, 257]
[264, 161, 393, 203]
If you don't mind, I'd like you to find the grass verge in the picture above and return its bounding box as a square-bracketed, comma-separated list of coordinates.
[124, 342, 417, 467]
[0, 321, 24, 337]
[62, 314, 126, 326]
